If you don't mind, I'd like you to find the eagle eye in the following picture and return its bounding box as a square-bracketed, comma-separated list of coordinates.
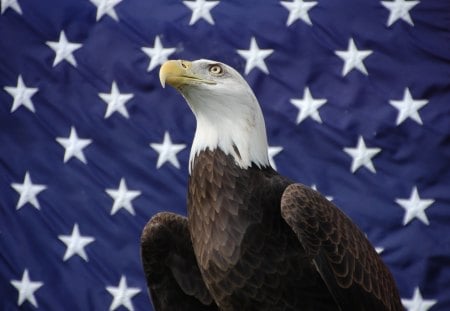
[208, 64, 224, 75]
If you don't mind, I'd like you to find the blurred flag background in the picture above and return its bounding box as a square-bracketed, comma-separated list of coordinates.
[1, 0, 449, 310]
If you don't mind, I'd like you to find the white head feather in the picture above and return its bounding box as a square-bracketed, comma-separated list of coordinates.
[160, 59, 270, 173]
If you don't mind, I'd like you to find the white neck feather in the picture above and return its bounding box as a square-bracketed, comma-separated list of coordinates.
[184, 88, 270, 173]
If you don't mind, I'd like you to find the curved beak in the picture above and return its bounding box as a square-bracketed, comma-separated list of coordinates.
[159, 60, 216, 89]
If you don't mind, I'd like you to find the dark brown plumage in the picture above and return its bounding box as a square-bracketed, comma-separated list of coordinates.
[141, 212, 218, 310]
[141, 59, 403, 310]
[141, 149, 402, 311]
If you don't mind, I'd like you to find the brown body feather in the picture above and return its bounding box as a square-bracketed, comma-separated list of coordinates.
[141, 149, 403, 310]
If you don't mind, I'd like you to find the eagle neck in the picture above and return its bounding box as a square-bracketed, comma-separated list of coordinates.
[186, 93, 270, 174]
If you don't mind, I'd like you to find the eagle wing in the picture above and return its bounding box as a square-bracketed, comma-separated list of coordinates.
[280, 183, 403, 311]
[140, 212, 218, 311]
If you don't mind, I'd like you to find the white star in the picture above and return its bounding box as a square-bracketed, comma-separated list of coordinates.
[375, 247, 384, 254]
[381, 0, 419, 27]
[141, 36, 176, 72]
[402, 287, 437, 311]
[10, 269, 43, 307]
[268, 146, 283, 170]
[106, 276, 141, 311]
[343, 136, 381, 174]
[58, 223, 95, 261]
[150, 132, 186, 169]
[396, 186, 434, 226]
[56, 127, 92, 164]
[280, 0, 317, 26]
[1, 0, 22, 14]
[11, 172, 47, 210]
[389, 88, 428, 125]
[311, 184, 333, 201]
[290, 87, 327, 124]
[98, 81, 134, 119]
[183, 0, 220, 25]
[335, 38, 373, 76]
[4, 75, 39, 113]
[46, 31, 82, 67]
[90, 0, 123, 21]
[106, 178, 141, 216]
[237, 37, 274, 75]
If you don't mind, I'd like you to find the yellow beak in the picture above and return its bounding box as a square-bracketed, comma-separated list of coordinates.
[159, 60, 216, 89]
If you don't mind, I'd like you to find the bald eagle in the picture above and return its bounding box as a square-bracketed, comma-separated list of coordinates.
[140, 59, 403, 311]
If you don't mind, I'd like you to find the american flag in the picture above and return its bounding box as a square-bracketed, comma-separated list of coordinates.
[1, 0, 449, 310]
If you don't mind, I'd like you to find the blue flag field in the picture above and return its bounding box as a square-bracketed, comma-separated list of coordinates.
[1, 0, 449, 310]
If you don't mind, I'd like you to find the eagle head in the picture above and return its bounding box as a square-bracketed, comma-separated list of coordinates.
[159, 59, 270, 172]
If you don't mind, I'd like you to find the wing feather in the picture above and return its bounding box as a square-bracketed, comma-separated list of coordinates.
[140, 212, 218, 311]
[280, 183, 403, 311]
